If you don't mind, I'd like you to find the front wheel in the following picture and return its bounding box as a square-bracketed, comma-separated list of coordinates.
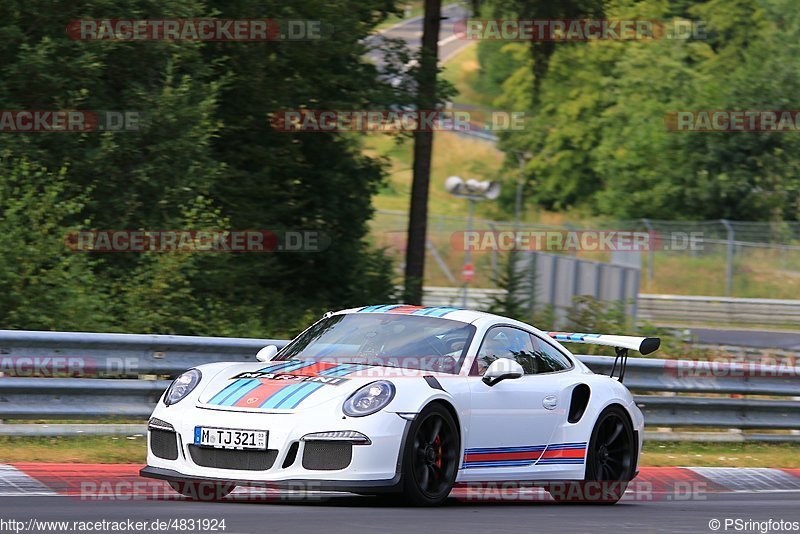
[400, 403, 460, 506]
[168, 480, 235, 501]
[550, 405, 635, 505]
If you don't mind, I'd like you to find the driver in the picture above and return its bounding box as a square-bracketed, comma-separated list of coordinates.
[475, 329, 534, 375]
[475, 332, 511, 374]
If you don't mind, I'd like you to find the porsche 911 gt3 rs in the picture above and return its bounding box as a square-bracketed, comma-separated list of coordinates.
[140, 305, 659, 505]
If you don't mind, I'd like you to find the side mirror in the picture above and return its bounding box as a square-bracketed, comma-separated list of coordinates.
[256, 345, 279, 362]
[482, 359, 524, 387]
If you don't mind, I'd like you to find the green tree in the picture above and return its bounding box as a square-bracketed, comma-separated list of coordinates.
[487, 250, 531, 321]
[0, 0, 405, 334]
[481, 0, 800, 220]
[0, 158, 113, 330]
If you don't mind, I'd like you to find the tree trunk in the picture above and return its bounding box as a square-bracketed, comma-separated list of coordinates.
[404, 0, 441, 304]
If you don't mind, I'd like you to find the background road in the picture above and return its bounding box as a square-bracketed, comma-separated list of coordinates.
[690, 328, 800, 351]
[366, 3, 472, 66]
[2, 493, 797, 534]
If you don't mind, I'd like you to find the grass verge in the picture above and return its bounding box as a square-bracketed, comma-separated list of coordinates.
[0, 436, 798, 468]
[640, 441, 800, 468]
[440, 43, 498, 108]
[0, 435, 146, 464]
[365, 131, 504, 217]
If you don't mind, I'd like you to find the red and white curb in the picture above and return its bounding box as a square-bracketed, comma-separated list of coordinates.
[0, 465, 55, 496]
[0, 464, 798, 500]
[689, 467, 800, 492]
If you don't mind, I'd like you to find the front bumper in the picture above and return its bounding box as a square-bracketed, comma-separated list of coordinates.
[139, 466, 402, 493]
[142, 405, 410, 489]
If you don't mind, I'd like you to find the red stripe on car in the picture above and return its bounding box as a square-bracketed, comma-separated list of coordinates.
[539, 448, 585, 460]
[464, 451, 543, 463]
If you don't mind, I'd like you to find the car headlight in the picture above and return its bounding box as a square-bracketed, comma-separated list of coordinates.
[343, 381, 395, 417]
[164, 369, 202, 406]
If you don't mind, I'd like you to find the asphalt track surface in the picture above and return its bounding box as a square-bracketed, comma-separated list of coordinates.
[1, 492, 798, 534]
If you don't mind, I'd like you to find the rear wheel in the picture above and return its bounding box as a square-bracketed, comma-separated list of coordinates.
[550, 405, 635, 505]
[400, 403, 459, 506]
[168, 480, 235, 501]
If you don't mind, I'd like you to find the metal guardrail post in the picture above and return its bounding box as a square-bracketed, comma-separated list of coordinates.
[487, 221, 499, 282]
[721, 219, 735, 296]
[641, 218, 654, 282]
[462, 197, 475, 308]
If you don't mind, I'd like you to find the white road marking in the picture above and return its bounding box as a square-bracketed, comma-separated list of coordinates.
[438, 34, 459, 47]
[690, 467, 800, 492]
[0, 465, 57, 496]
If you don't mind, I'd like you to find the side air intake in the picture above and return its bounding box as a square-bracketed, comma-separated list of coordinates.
[568, 384, 591, 424]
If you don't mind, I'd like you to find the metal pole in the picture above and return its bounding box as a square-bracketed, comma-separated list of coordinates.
[514, 164, 523, 231]
[641, 218, 654, 283]
[514, 151, 531, 231]
[487, 221, 499, 282]
[720, 219, 734, 296]
[463, 198, 474, 307]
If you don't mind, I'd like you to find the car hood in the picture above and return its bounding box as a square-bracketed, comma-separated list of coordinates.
[197, 359, 429, 413]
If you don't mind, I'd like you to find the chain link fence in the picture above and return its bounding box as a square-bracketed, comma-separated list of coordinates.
[369, 210, 800, 299]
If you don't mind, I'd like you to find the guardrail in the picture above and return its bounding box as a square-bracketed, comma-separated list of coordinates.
[0, 330, 288, 378]
[637, 294, 800, 327]
[420, 286, 800, 328]
[421, 286, 504, 309]
[0, 331, 797, 436]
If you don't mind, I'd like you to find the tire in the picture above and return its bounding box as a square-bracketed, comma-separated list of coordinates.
[549, 405, 635, 505]
[168, 480, 235, 501]
[399, 403, 460, 506]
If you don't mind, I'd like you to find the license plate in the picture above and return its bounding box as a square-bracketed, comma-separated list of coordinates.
[194, 426, 268, 450]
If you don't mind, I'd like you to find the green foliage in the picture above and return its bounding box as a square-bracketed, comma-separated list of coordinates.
[0, 0, 404, 335]
[473, 40, 521, 102]
[562, 295, 701, 359]
[0, 158, 113, 330]
[486, 250, 531, 321]
[479, 0, 800, 220]
[485, 250, 557, 329]
[565, 295, 628, 334]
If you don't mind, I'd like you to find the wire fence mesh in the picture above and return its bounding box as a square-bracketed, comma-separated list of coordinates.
[369, 210, 800, 299]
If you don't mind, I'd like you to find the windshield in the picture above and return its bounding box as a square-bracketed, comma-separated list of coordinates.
[276, 313, 476, 374]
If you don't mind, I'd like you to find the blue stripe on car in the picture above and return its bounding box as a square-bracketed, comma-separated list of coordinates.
[208, 360, 300, 404]
[215, 360, 311, 406]
[259, 364, 364, 409]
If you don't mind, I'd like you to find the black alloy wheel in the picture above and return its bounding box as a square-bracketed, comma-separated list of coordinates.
[550, 405, 635, 505]
[401, 403, 459, 506]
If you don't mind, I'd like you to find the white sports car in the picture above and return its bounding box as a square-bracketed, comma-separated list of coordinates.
[140, 305, 659, 505]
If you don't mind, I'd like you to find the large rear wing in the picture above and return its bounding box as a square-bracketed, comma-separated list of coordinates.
[545, 332, 660, 355]
[545, 332, 661, 383]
